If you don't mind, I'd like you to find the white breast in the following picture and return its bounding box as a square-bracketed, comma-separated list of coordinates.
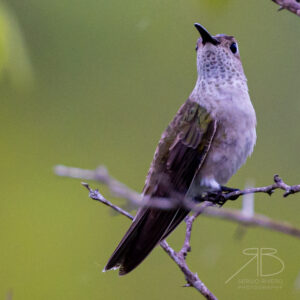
[190, 83, 256, 194]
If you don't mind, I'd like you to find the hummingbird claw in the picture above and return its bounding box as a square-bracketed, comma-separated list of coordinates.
[204, 191, 226, 206]
[220, 186, 240, 201]
[202, 186, 241, 205]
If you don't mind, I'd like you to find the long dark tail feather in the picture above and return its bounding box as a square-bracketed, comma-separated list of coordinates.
[104, 207, 189, 275]
[104, 109, 217, 275]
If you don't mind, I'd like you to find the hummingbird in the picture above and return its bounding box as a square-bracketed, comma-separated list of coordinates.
[104, 23, 256, 275]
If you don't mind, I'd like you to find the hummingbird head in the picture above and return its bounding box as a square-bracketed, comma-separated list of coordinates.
[194, 23, 246, 85]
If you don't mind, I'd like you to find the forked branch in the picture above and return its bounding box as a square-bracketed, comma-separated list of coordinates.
[55, 165, 300, 299]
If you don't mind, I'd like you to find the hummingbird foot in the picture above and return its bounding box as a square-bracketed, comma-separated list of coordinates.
[220, 186, 239, 193]
[193, 190, 227, 206]
[220, 186, 240, 201]
[206, 191, 227, 206]
[193, 186, 240, 206]
[195, 186, 240, 206]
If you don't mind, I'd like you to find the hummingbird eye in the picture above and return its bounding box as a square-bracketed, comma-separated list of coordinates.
[230, 42, 238, 54]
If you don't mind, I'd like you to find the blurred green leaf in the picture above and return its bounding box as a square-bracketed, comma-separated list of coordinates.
[0, 2, 34, 88]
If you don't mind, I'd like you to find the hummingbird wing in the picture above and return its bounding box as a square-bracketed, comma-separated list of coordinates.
[104, 100, 217, 275]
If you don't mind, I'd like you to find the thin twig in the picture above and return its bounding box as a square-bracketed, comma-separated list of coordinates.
[160, 239, 217, 300]
[272, 0, 300, 16]
[55, 165, 140, 204]
[203, 207, 300, 239]
[81, 182, 133, 220]
[179, 203, 214, 259]
[223, 174, 300, 199]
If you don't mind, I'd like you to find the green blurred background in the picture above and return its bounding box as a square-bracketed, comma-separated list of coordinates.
[0, 0, 300, 299]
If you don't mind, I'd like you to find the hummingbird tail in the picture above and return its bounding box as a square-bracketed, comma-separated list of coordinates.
[104, 207, 189, 275]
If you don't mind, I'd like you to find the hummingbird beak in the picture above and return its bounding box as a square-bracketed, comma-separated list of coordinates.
[194, 23, 220, 46]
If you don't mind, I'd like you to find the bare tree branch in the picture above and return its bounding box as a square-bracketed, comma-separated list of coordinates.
[272, 0, 300, 16]
[203, 207, 300, 239]
[224, 174, 300, 198]
[55, 165, 300, 208]
[55, 165, 140, 204]
[82, 182, 134, 219]
[160, 238, 217, 300]
[82, 181, 300, 240]
[55, 164, 300, 299]
[55, 165, 300, 238]
[81, 182, 217, 299]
